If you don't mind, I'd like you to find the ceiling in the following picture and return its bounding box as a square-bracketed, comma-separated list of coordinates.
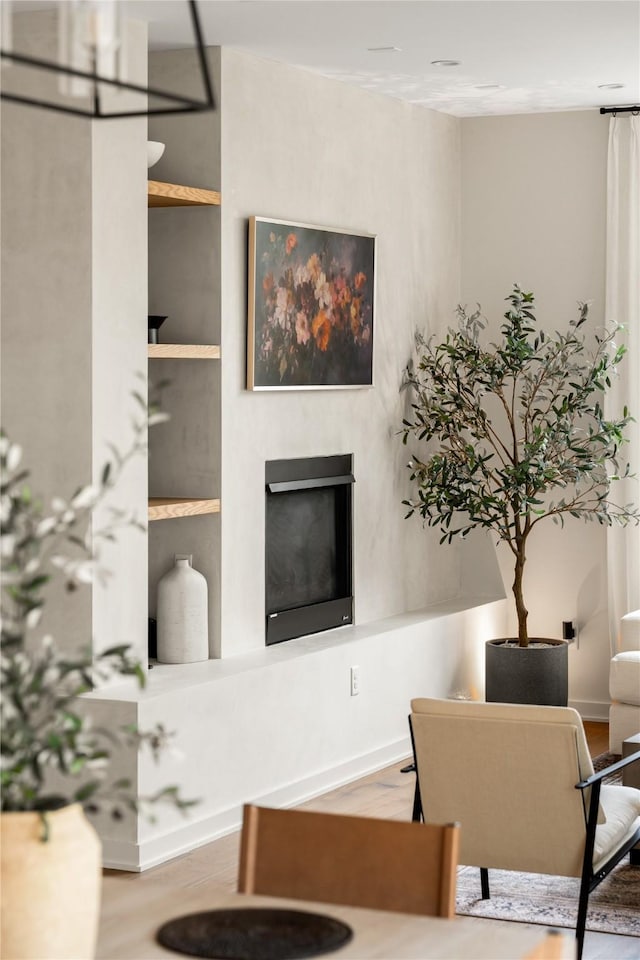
[135, 0, 640, 117]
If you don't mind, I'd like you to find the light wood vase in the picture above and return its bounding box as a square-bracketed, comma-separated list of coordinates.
[0, 803, 102, 959]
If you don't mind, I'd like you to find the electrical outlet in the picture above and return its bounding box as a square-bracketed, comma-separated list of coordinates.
[350, 665, 360, 697]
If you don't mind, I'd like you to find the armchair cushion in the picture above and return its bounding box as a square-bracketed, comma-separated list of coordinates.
[411, 698, 595, 780]
[410, 698, 602, 874]
[609, 651, 640, 706]
[594, 784, 640, 867]
[619, 609, 640, 652]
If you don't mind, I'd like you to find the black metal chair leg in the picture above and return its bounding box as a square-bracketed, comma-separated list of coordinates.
[574, 770, 601, 960]
[630, 846, 640, 866]
[411, 778, 422, 822]
[575, 873, 590, 960]
[408, 716, 423, 823]
[480, 867, 490, 900]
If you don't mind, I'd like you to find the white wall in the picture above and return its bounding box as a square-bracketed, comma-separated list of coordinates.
[90, 49, 506, 870]
[94, 598, 506, 870]
[461, 110, 611, 714]
[5, 27, 545, 870]
[1, 13, 94, 652]
[0, 13, 148, 665]
[91, 42, 149, 664]
[219, 50, 479, 658]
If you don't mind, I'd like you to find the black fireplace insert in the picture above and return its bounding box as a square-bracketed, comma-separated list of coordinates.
[265, 455, 354, 645]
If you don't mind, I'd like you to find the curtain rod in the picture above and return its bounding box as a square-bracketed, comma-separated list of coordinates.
[599, 105, 640, 115]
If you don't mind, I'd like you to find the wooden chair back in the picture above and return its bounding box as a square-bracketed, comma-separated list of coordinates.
[238, 804, 460, 917]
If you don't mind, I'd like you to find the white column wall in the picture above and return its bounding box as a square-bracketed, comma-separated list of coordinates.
[219, 50, 472, 658]
[461, 110, 612, 715]
[91, 21, 148, 665]
[0, 12, 148, 663]
[1, 14, 93, 651]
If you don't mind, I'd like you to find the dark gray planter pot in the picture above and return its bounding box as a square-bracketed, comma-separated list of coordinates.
[485, 638, 569, 706]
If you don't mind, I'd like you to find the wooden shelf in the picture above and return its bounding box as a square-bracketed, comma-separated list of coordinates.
[148, 498, 221, 522]
[148, 180, 221, 207]
[148, 344, 220, 360]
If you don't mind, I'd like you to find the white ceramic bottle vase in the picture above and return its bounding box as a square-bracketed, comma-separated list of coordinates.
[157, 555, 208, 663]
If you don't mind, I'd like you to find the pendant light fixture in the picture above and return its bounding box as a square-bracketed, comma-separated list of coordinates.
[0, 0, 215, 119]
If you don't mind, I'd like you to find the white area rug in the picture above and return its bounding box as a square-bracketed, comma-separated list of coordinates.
[456, 861, 640, 936]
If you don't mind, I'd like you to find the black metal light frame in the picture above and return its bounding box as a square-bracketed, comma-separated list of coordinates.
[0, 0, 215, 119]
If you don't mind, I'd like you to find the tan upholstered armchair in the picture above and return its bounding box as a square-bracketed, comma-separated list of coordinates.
[409, 698, 640, 960]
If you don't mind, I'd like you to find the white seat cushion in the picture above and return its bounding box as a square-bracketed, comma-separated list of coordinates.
[610, 651, 640, 705]
[593, 784, 640, 867]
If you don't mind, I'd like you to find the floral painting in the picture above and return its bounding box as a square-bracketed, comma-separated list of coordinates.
[248, 217, 376, 389]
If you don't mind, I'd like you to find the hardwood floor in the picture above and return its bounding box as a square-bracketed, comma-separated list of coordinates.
[583, 720, 611, 759]
[101, 720, 638, 959]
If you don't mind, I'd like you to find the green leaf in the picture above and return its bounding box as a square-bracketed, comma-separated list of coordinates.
[74, 781, 101, 803]
[401, 285, 636, 627]
[112, 778, 132, 791]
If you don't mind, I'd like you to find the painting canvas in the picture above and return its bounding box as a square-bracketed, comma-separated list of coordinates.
[248, 217, 376, 390]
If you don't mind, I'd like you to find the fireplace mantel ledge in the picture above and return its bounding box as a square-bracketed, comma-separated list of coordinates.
[85, 595, 504, 704]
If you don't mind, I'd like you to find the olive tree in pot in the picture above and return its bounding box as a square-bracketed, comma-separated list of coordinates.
[401, 285, 638, 706]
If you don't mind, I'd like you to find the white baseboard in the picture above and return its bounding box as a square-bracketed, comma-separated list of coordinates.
[569, 699, 610, 722]
[102, 736, 413, 872]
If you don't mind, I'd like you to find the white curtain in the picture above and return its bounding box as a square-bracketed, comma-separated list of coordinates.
[605, 114, 640, 653]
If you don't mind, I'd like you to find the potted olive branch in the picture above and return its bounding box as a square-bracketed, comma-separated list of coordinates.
[0, 390, 195, 959]
[401, 285, 638, 705]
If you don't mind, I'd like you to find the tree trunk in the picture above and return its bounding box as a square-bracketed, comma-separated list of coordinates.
[513, 547, 528, 646]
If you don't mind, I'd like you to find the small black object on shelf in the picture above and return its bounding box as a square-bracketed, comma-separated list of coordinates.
[148, 316, 168, 344]
[148, 618, 157, 660]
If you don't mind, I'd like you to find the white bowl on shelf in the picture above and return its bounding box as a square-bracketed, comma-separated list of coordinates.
[147, 140, 166, 168]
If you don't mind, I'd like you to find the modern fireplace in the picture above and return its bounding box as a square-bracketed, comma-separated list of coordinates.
[265, 455, 354, 645]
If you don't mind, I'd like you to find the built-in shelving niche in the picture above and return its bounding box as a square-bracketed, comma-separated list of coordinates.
[147, 179, 221, 523]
